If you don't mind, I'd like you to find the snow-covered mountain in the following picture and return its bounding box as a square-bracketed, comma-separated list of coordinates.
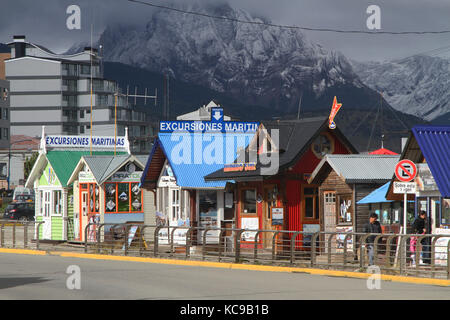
[352, 55, 450, 121]
[70, 1, 376, 113]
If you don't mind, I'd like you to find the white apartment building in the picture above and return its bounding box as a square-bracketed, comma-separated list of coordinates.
[5, 35, 155, 154]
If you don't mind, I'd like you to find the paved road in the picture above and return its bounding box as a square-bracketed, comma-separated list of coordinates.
[0, 252, 449, 300]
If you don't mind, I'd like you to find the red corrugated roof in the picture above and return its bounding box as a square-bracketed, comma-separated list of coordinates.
[369, 148, 398, 155]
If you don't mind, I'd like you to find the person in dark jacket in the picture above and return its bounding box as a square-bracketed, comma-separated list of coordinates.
[363, 213, 383, 265]
[412, 211, 431, 264]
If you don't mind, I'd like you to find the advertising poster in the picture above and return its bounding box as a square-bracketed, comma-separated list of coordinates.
[241, 217, 259, 242]
[435, 228, 450, 266]
[336, 226, 353, 250]
[271, 207, 284, 226]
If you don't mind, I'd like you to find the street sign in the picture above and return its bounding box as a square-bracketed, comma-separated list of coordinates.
[393, 182, 416, 194]
[395, 159, 417, 182]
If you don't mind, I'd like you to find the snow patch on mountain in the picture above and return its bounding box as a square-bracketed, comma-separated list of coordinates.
[78, 1, 364, 112]
[352, 55, 450, 121]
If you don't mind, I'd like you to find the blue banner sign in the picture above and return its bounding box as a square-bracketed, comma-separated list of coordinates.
[159, 107, 259, 133]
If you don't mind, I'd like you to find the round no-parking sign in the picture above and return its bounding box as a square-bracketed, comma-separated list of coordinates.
[395, 159, 417, 182]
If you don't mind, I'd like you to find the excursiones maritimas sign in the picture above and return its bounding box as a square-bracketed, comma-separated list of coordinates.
[45, 136, 126, 148]
[38, 125, 130, 153]
[159, 107, 259, 133]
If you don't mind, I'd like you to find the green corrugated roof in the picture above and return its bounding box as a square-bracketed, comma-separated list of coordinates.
[46, 151, 126, 187]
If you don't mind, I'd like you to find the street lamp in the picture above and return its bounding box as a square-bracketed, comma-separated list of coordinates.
[8, 138, 35, 190]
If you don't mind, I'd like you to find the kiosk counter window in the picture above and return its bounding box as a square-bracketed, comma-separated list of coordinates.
[105, 182, 143, 213]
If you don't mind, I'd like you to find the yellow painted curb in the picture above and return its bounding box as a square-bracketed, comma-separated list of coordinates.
[2, 248, 449, 287]
[50, 251, 450, 287]
[0, 248, 47, 255]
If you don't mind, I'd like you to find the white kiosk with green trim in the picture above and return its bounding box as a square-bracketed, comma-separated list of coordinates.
[25, 126, 130, 241]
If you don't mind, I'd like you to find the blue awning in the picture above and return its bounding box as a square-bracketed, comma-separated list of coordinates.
[357, 182, 393, 204]
[412, 126, 450, 198]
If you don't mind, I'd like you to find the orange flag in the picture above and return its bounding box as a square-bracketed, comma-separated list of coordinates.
[329, 96, 342, 129]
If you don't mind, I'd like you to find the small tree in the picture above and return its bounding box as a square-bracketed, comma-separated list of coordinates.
[24, 152, 39, 181]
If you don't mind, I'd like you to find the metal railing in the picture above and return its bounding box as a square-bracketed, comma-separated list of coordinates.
[2, 221, 449, 279]
[0, 220, 45, 250]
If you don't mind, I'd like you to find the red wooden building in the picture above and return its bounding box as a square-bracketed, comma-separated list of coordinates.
[205, 117, 358, 248]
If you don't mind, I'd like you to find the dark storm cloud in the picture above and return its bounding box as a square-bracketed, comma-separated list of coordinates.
[1, 0, 450, 61]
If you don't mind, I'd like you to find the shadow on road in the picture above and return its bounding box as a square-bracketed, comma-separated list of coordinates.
[0, 277, 50, 290]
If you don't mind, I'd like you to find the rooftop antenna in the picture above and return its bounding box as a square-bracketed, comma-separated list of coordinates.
[113, 85, 157, 154]
[296, 91, 303, 120]
[89, 23, 94, 156]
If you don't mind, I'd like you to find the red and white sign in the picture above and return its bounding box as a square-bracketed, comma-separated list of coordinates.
[395, 159, 417, 182]
[328, 96, 342, 129]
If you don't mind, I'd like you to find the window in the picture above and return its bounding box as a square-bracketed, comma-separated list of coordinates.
[199, 190, 218, 228]
[81, 65, 90, 75]
[80, 110, 84, 119]
[242, 189, 256, 214]
[3, 108, 8, 120]
[80, 126, 85, 134]
[312, 133, 333, 158]
[53, 190, 62, 215]
[442, 199, 450, 225]
[171, 189, 180, 221]
[105, 182, 143, 213]
[304, 187, 319, 219]
[4, 128, 9, 140]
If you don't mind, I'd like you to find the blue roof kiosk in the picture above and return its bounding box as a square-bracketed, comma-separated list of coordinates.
[386, 125, 450, 236]
[141, 107, 258, 244]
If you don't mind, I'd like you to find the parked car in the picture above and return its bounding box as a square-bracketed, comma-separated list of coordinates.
[3, 202, 35, 222]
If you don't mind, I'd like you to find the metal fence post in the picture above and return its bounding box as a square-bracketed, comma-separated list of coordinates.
[154, 226, 161, 257]
[12, 222, 16, 248]
[185, 227, 193, 259]
[0, 223, 4, 247]
[253, 231, 262, 263]
[235, 229, 244, 263]
[23, 222, 28, 249]
[447, 240, 450, 280]
[170, 227, 178, 256]
[84, 223, 91, 253]
[290, 232, 301, 265]
[311, 232, 319, 267]
[97, 224, 105, 254]
[359, 234, 370, 268]
[373, 235, 383, 267]
[343, 233, 352, 267]
[328, 233, 335, 266]
[202, 228, 211, 261]
[124, 224, 131, 256]
[36, 221, 44, 251]
[218, 229, 226, 262]
[272, 231, 281, 261]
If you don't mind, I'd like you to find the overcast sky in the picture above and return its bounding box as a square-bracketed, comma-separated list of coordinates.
[1, 0, 450, 62]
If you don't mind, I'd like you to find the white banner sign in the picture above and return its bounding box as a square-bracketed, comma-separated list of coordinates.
[45, 135, 127, 149]
[393, 182, 416, 194]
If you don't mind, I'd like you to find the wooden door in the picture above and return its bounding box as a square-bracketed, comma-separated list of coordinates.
[263, 186, 277, 248]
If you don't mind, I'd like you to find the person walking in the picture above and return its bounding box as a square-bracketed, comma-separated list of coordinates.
[363, 213, 383, 266]
[412, 211, 431, 264]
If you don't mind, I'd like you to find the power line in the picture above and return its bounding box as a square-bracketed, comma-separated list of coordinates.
[127, 0, 450, 35]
